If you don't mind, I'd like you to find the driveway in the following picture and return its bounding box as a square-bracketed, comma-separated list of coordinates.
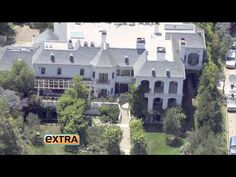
[224, 67, 236, 149]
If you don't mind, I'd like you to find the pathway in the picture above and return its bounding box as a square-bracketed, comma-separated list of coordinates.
[118, 103, 131, 155]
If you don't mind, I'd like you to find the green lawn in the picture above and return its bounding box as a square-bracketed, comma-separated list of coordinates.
[144, 132, 185, 155]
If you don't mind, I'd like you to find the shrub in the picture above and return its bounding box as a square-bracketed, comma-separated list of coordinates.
[31, 134, 44, 147]
[166, 135, 183, 147]
[64, 145, 79, 154]
[99, 105, 119, 123]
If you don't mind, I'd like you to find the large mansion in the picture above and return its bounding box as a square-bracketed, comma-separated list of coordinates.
[0, 22, 206, 113]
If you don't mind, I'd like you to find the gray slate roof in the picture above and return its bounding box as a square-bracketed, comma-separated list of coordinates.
[34, 46, 145, 67]
[34, 47, 100, 65]
[166, 32, 206, 49]
[90, 48, 145, 67]
[33, 29, 59, 44]
[0, 46, 35, 71]
[136, 37, 185, 78]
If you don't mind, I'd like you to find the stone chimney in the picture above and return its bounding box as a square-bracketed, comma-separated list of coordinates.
[100, 30, 107, 49]
[136, 38, 145, 50]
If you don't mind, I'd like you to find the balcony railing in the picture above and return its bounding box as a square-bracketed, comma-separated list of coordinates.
[154, 87, 164, 93]
[96, 79, 110, 85]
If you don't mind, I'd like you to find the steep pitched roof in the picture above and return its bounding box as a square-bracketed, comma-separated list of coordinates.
[33, 29, 59, 44]
[33, 47, 100, 65]
[0, 46, 35, 71]
[136, 38, 185, 78]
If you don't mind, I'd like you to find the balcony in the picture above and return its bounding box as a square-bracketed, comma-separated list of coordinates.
[96, 79, 110, 85]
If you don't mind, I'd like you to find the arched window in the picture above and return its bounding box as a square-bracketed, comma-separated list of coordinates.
[70, 54, 74, 63]
[188, 53, 199, 66]
[50, 53, 55, 63]
[152, 69, 156, 77]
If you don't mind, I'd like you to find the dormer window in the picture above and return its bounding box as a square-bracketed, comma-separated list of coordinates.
[166, 69, 170, 77]
[50, 53, 55, 63]
[125, 56, 129, 65]
[70, 54, 74, 63]
[152, 68, 156, 77]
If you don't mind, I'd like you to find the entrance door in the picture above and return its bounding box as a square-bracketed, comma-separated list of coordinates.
[98, 89, 107, 98]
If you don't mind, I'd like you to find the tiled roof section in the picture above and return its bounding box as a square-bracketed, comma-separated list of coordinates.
[0, 46, 35, 71]
[33, 29, 59, 44]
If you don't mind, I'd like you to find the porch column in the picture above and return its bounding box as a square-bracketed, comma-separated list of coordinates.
[149, 81, 154, 94]
[163, 97, 168, 109]
[177, 80, 183, 94]
[148, 97, 153, 112]
[164, 80, 169, 94]
[176, 96, 183, 105]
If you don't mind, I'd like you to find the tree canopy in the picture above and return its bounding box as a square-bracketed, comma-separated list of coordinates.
[0, 60, 34, 98]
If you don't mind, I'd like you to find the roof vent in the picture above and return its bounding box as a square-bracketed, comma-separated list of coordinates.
[152, 68, 156, 77]
[50, 53, 55, 63]
[157, 47, 166, 53]
[70, 54, 74, 63]
[166, 69, 170, 77]
[84, 41, 88, 47]
[125, 56, 129, 65]
[90, 42, 95, 47]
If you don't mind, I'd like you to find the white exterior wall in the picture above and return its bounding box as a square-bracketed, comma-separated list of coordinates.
[93, 67, 116, 97]
[34, 64, 92, 79]
[136, 76, 184, 112]
[183, 47, 204, 71]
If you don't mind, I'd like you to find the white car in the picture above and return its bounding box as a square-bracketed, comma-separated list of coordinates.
[226, 50, 236, 69]
[227, 94, 236, 112]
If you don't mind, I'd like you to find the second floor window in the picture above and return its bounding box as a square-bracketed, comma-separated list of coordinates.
[131, 70, 134, 76]
[80, 69, 84, 76]
[93, 71, 95, 78]
[57, 68, 62, 75]
[112, 72, 114, 79]
[41, 68, 45, 74]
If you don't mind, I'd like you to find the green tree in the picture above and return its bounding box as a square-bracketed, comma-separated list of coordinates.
[26, 113, 40, 132]
[129, 83, 147, 118]
[103, 125, 122, 155]
[129, 118, 147, 155]
[163, 107, 186, 137]
[29, 23, 53, 32]
[0, 98, 29, 155]
[99, 104, 120, 123]
[182, 126, 227, 155]
[0, 60, 34, 97]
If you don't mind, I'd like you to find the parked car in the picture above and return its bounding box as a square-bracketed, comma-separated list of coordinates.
[226, 50, 236, 69]
[229, 136, 236, 155]
[227, 93, 236, 112]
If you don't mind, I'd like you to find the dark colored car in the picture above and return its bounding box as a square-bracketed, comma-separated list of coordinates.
[229, 136, 236, 155]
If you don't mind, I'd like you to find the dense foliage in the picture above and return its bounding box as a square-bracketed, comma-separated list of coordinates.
[99, 104, 120, 123]
[103, 125, 122, 155]
[129, 118, 147, 155]
[0, 60, 34, 98]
